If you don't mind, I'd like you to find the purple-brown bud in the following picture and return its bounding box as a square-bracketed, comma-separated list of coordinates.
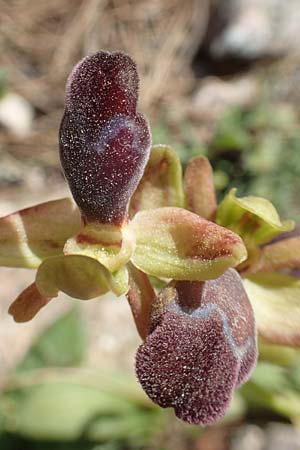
[136, 269, 257, 425]
[59, 51, 151, 224]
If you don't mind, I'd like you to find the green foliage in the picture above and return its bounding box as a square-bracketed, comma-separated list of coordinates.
[0, 308, 167, 450]
[240, 359, 300, 423]
[2, 291, 300, 449]
[210, 103, 300, 220]
[17, 307, 86, 371]
[152, 121, 206, 167]
[212, 108, 251, 151]
[154, 102, 300, 221]
[0, 370, 166, 448]
[0, 67, 7, 99]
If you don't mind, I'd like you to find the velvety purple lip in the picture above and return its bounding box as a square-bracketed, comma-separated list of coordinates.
[136, 269, 257, 425]
[59, 51, 151, 225]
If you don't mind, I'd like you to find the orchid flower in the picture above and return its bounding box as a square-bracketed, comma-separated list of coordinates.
[0, 51, 246, 323]
[129, 147, 299, 423]
[128, 147, 298, 351]
[0, 50, 299, 427]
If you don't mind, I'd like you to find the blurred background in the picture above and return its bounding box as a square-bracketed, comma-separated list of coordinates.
[1, 0, 300, 449]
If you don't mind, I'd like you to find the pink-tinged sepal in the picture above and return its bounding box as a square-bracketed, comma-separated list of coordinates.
[184, 156, 217, 220]
[130, 207, 247, 281]
[129, 145, 184, 217]
[136, 269, 257, 425]
[0, 198, 81, 268]
[60, 51, 151, 225]
[245, 234, 300, 275]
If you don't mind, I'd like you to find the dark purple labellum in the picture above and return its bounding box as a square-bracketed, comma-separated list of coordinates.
[136, 269, 257, 425]
[60, 51, 151, 224]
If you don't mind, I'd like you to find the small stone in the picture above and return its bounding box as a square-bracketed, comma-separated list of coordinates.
[230, 425, 265, 450]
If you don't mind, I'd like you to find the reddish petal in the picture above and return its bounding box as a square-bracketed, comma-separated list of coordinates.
[253, 236, 300, 274]
[8, 283, 51, 323]
[126, 263, 156, 340]
[184, 156, 217, 220]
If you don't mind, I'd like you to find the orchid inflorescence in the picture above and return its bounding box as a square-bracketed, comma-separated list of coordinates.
[1, 51, 300, 425]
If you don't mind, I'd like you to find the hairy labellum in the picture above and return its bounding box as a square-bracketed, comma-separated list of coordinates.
[60, 51, 151, 224]
[136, 269, 257, 425]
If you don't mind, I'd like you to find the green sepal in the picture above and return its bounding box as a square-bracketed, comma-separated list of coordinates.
[217, 188, 294, 246]
[129, 145, 184, 217]
[130, 207, 247, 281]
[36, 255, 128, 300]
[244, 272, 300, 347]
[0, 198, 81, 268]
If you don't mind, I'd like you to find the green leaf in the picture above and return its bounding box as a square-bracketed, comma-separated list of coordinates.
[240, 362, 289, 412]
[243, 273, 300, 346]
[212, 108, 250, 151]
[272, 391, 300, 421]
[130, 207, 247, 280]
[17, 308, 86, 370]
[8, 383, 135, 441]
[258, 338, 299, 367]
[217, 188, 294, 246]
[87, 411, 164, 442]
[0, 198, 81, 268]
[129, 145, 184, 217]
[1, 369, 160, 443]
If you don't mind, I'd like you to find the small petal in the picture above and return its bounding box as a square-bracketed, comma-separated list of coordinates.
[184, 156, 217, 220]
[136, 269, 257, 425]
[249, 236, 300, 274]
[126, 262, 156, 340]
[243, 273, 300, 346]
[8, 283, 51, 323]
[0, 198, 81, 268]
[60, 51, 151, 224]
[36, 255, 128, 300]
[217, 188, 294, 246]
[130, 207, 247, 281]
[129, 145, 184, 217]
[64, 222, 135, 272]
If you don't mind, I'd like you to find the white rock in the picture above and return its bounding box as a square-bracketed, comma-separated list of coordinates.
[0, 92, 34, 137]
[191, 76, 259, 119]
[211, 0, 300, 59]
